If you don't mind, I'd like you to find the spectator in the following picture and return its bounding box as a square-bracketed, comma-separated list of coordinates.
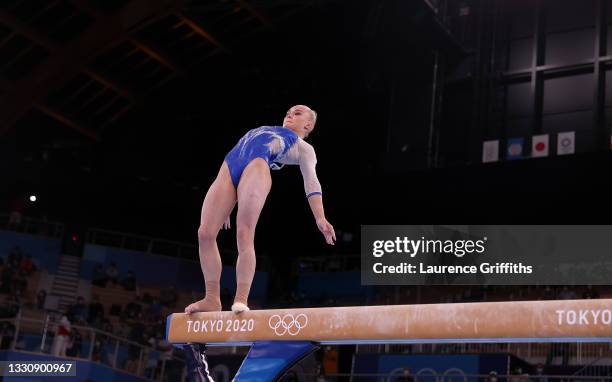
[143, 346, 158, 379]
[19, 256, 35, 276]
[117, 322, 131, 338]
[533, 363, 547, 382]
[322, 346, 338, 378]
[124, 299, 142, 321]
[37, 289, 47, 310]
[88, 296, 104, 325]
[91, 335, 108, 363]
[156, 335, 174, 375]
[145, 298, 162, 323]
[120, 271, 137, 291]
[316, 364, 328, 382]
[51, 316, 71, 357]
[509, 369, 523, 382]
[92, 264, 107, 287]
[487, 371, 498, 382]
[105, 263, 119, 286]
[66, 328, 83, 358]
[583, 285, 600, 299]
[396, 368, 414, 382]
[68, 297, 88, 324]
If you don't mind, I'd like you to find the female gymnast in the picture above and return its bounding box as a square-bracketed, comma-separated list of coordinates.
[185, 105, 336, 314]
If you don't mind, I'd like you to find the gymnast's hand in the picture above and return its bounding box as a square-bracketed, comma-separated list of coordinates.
[316, 218, 336, 245]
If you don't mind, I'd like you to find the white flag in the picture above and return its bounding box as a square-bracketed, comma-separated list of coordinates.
[482, 140, 499, 163]
[532, 134, 549, 157]
[557, 132, 575, 155]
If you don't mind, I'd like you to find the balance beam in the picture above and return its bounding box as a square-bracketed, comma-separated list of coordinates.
[166, 299, 612, 345]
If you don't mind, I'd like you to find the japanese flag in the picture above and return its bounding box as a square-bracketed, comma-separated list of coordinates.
[532, 134, 549, 157]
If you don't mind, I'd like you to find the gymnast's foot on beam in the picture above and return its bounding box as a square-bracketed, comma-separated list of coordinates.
[231, 302, 250, 314]
[185, 298, 222, 314]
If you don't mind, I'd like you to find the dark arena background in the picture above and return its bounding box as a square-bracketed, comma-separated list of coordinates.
[0, 0, 611, 381]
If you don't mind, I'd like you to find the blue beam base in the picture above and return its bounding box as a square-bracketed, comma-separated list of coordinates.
[233, 341, 319, 382]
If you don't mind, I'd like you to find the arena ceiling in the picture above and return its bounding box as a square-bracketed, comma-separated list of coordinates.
[1, 0, 460, 248]
[0, 0, 326, 140]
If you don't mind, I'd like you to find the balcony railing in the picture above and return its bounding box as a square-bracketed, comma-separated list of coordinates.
[0, 311, 186, 381]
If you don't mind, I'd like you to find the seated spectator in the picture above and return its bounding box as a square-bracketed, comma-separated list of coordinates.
[124, 299, 142, 321]
[88, 296, 104, 325]
[91, 335, 106, 363]
[68, 297, 88, 324]
[106, 263, 119, 286]
[120, 271, 137, 291]
[92, 264, 107, 287]
[19, 256, 35, 276]
[37, 289, 47, 310]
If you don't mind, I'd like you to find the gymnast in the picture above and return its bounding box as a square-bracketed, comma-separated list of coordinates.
[185, 105, 336, 314]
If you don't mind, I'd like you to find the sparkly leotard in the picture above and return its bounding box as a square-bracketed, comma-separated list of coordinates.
[224, 126, 322, 197]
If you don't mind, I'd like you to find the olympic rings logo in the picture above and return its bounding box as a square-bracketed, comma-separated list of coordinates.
[268, 314, 308, 336]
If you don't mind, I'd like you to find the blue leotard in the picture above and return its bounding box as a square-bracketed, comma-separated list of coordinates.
[224, 126, 298, 188]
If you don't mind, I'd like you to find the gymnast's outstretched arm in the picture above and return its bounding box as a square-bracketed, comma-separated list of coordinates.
[298, 140, 336, 245]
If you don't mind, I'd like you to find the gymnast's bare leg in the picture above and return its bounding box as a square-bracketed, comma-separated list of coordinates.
[231, 158, 272, 313]
[185, 162, 236, 314]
